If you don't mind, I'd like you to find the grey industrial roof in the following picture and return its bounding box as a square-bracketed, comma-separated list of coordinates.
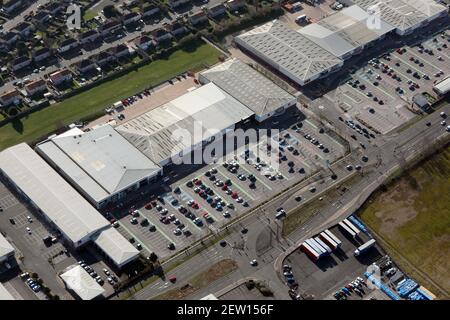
[36, 125, 161, 204]
[350, 0, 447, 33]
[298, 5, 395, 58]
[60, 265, 105, 300]
[0, 283, 15, 300]
[0, 233, 14, 260]
[116, 83, 254, 165]
[0, 144, 110, 244]
[235, 20, 343, 84]
[200, 58, 296, 117]
[93, 227, 139, 267]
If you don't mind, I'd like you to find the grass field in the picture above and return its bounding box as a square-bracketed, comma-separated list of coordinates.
[359, 146, 450, 298]
[152, 259, 238, 300]
[0, 43, 221, 151]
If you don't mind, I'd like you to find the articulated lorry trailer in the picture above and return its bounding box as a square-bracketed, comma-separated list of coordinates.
[354, 239, 376, 256]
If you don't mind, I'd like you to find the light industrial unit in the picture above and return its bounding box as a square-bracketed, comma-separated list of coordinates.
[60, 265, 105, 300]
[234, 20, 344, 86]
[36, 125, 162, 209]
[343, 0, 448, 36]
[0, 144, 139, 268]
[199, 58, 297, 122]
[298, 5, 395, 59]
[116, 83, 255, 167]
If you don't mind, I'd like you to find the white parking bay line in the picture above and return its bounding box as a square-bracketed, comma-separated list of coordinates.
[217, 168, 255, 200]
[407, 50, 441, 72]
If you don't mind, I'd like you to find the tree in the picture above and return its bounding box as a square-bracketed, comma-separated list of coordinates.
[148, 252, 158, 263]
[103, 5, 118, 18]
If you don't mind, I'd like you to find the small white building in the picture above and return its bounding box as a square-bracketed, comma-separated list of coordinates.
[60, 265, 105, 300]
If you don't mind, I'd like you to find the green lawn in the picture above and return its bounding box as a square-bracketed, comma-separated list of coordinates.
[0, 43, 221, 150]
[359, 146, 450, 298]
[83, 9, 97, 21]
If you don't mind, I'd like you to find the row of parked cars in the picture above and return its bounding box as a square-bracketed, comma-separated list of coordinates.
[78, 261, 117, 286]
[334, 277, 367, 300]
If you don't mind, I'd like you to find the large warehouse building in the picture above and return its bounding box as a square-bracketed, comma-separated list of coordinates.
[36, 125, 162, 209]
[116, 83, 255, 167]
[199, 58, 297, 122]
[234, 20, 344, 86]
[0, 143, 139, 268]
[343, 0, 448, 35]
[0, 233, 15, 267]
[298, 5, 395, 59]
[60, 265, 105, 300]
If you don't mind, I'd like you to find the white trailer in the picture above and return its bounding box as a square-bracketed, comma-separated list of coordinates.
[320, 232, 338, 250]
[339, 221, 356, 238]
[314, 236, 332, 253]
[324, 229, 342, 247]
[354, 239, 376, 256]
[305, 239, 326, 256]
[301, 242, 320, 261]
[343, 218, 361, 236]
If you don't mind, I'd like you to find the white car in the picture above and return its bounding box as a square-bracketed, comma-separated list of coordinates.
[103, 268, 110, 276]
[250, 259, 258, 266]
[440, 111, 447, 118]
[173, 228, 181, 236]
[26, 227, 32, 234]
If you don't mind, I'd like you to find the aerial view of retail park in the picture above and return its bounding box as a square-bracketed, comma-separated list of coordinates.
[0, 0, 449, 303]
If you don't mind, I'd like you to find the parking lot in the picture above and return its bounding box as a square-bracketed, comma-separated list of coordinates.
[0, 181, 119, 299]
[109, 106, 349, 261]
[329, 28, 450, 134]
[283, 225, 387, 300]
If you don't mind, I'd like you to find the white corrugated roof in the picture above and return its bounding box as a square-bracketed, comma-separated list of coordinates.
[36, 125, 161, 205]
[0, 283, 15, 300]
[0, 233, 14, 260]
[0, 144, 110, 245]
[434, 77, 450, 95]
[61, 265, 105, 300]
[93, 227, 139, 267]
[116, 83, 254, 165]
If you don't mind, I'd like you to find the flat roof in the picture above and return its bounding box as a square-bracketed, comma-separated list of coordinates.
[93, 227, 139, 267]
[0, 144, 110, 245]
[0, 283, 15, 300]
[60, 265, 105, 300]
[0, 233, 14, 260]
[36, 125, 161, 204]
[349, 0, 447, 33]
[116, 83, 254, 165]
[200, 58, 296, 117]
[235, 20, 343, 84]
[434, 77, 450, 95]
[298, 5, 395, 58]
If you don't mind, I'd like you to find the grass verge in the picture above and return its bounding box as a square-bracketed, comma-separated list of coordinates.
[359, 146, 450, 298]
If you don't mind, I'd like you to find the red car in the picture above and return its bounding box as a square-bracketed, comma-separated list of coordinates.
[194, 179, 202, 186]
[222, 185, 228, 191]
[144, 203, 152, 210]
[169, 276, 177, 283]
[192, 203, 199, 209]
[231, 191, 238, 199]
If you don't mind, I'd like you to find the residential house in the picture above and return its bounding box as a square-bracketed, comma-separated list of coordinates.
[226, 0, 246, 12]
[2, 0, 23, 15]
[99, 20, 122, 36]
[0, 89, 22, 107]
[14, 22, 34, 39]
[45, 2, 64, 16]
[58, 38, 79, 53]
[122, 12, 141, 25]
[25, 79, 47, 96]
[49, 69, 73, 86]
[207, 3, 227, 18]
[75, 59, 97, 74]
[133, 35, 156, 51]
[108, 44, 130, 59]
[10, 56, 31, 72]
[168, 0, 191, 9]
[79, 30, 101, 45]
[151, 28, 172, 43]
[33, 47, 52, 62]
[95, 51, 116, 67]
[167, 21, 188, 37]
[32, 10, 52, 25]
[142, 4, 160, 18]
[2, 32, 19, 47]
[188, 10, 208, 26]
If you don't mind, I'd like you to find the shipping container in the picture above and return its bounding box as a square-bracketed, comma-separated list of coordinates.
[305, 239, 325, 256]
[310, 238, 328, 255]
